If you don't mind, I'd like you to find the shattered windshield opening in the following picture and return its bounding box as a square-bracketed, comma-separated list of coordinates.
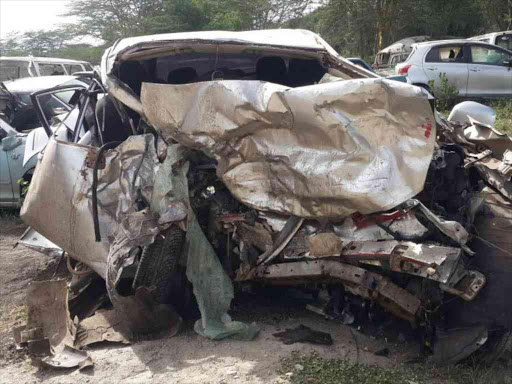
[116, 51, 328, 97]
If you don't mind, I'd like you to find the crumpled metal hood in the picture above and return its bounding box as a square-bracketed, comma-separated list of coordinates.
[141, 78, 436, 218]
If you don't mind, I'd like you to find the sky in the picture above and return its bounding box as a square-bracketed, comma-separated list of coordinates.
[0, 0, 73, 39]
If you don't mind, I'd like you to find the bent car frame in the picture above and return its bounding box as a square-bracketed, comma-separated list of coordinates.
[18, 29, 512, 362]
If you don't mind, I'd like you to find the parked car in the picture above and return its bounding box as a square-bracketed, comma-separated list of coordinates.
[468, 30, 512, 51]
[373, 35, 459, 76]
[0, 57, 93, 82]
[396, 40, 512, 98]
[347, 57, 409, 83]
[0, 75, 88, 131]
[16, 30, 511, 363]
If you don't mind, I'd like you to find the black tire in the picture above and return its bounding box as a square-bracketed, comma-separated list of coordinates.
[132, 226, 186, 304]
[105, 225, 186, 337]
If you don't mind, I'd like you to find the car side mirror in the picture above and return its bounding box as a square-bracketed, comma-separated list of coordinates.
[504, 60, 512, 67]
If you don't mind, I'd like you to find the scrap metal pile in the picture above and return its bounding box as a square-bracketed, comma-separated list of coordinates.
[16, 30, 512, 366]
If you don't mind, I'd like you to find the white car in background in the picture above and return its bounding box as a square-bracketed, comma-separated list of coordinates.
[468, 30, 512, 51]
[396, 40, 512, 98]
[0, 57, 93, 82]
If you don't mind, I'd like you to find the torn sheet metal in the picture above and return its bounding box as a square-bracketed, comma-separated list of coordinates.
[17, 227, 62, 258]
[20, 139, 114, 278]
[407, 200, 474, 255]
[448, 101, 496, 128]
[464, 120, 511, 159]
[40, 345, 92, 370]
[141, 78, 435, 218]
[22, 136, 256, 340]
[499, 150, 512, 181]
[342, 240, 466, 285]
[21, 135, 165, 278]
[25, 280, 75, 350]
[75, 309, 130, 347]
[389, 243, 461, 284]
[245, 259, 421, 322]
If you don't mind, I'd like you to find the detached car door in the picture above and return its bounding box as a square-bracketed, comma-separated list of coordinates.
[422, 44, 469, 96]
[466, 44, 512, 98]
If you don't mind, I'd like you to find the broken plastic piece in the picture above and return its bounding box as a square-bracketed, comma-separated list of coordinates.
[40, 345, 92, 370]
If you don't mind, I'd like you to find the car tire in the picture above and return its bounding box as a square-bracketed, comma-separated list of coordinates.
[132, 225, 186, 304]
[105, 225, 186, 337]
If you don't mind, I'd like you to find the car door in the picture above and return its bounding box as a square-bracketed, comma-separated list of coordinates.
[0, 120, 28, 206]
[0, 127, 14, 205]
[466, 44, 512, 98]
[422, 44, 469, 96]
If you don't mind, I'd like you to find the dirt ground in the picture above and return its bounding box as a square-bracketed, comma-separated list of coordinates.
[0, 217, 497, 384]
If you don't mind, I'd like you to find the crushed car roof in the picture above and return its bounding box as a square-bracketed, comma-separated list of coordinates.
[3, 75, 79, 93]
[101, 29, 343, 76]
[108, 29, 334, 55]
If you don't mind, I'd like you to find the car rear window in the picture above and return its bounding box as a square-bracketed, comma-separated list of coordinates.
[0, 60, 30, 81]
[425, 46, 465, 63]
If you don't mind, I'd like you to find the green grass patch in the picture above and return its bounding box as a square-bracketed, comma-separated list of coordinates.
[488, 100, 512, 135]
[279, 351, 512, 384]
[280, 351, 425, 384]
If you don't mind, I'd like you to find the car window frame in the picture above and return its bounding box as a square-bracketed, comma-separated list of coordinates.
[30, 85, 87, 137]
[424, 44, 468, 64]
[468, 43, 512, 67]
[0, 60, 31, 81]
[35, 62, 68, 76]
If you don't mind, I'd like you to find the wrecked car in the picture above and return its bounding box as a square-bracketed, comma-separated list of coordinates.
[0, 76, 88, 208]
[0, 75, 88, 132]
[17, 29, 511, 363]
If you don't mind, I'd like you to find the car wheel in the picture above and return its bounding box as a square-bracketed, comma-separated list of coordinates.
[132, 225, 186, 304]
[105, 225, 186, 337]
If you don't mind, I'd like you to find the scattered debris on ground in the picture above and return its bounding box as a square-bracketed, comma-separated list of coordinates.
[273, 325, 333, 345]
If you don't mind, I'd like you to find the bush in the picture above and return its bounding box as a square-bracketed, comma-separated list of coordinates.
[428, 72, 459, 112]
[488, 99, 512, 135]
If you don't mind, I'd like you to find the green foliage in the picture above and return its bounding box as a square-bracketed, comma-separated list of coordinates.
[428, 72, 459, 112]
[280, 351, 425, 384]
[1, 0, 510, 65]
[17, 178, 30, 203]
[489, 99, 512, 134]
[280, 351, 512, 384]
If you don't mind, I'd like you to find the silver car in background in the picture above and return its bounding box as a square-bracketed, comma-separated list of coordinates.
[396, 40, 512, 98]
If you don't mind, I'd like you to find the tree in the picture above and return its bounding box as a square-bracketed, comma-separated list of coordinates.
[478, 0, 512, 30]
[0, 32, 23, 56]
[63, 0, 166, 44]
